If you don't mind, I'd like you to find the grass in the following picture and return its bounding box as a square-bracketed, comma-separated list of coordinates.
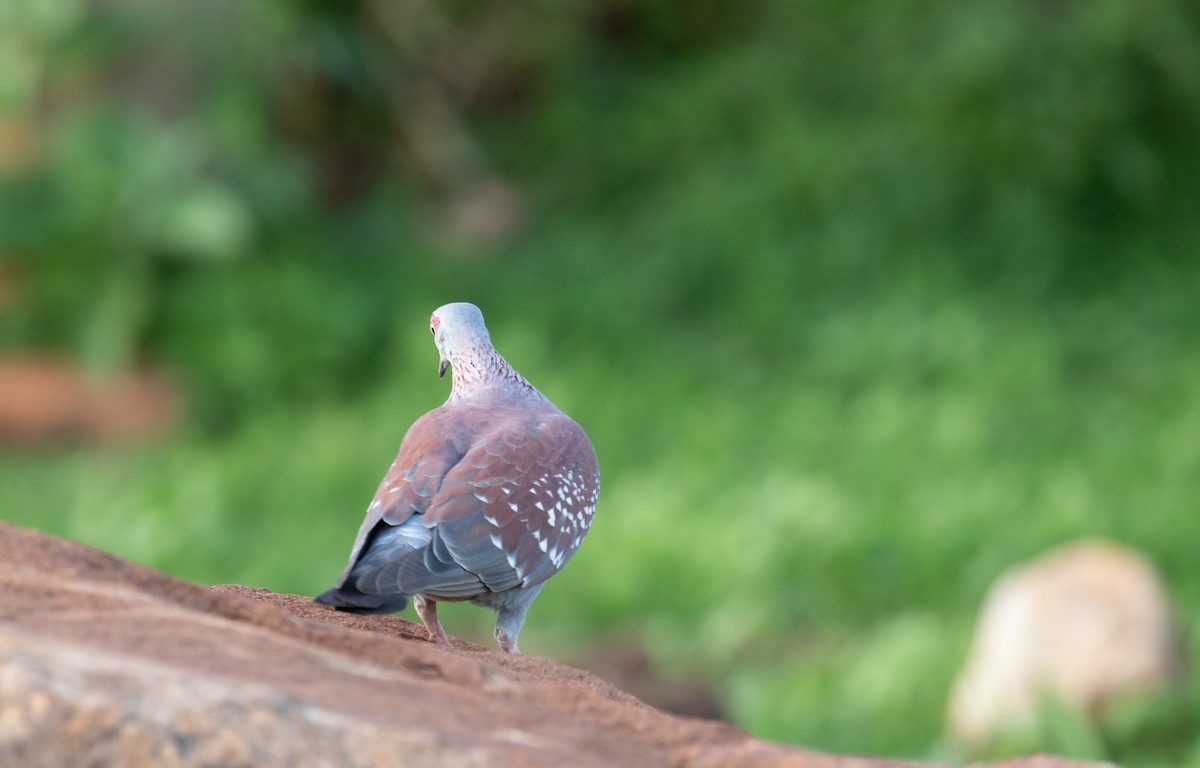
[4, 255, 1200, 766]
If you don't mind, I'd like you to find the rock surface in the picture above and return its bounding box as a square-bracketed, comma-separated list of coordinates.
[0, 521, 1100, 767]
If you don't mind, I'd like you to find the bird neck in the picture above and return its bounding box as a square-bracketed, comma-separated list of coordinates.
[448, 342, 543, 403]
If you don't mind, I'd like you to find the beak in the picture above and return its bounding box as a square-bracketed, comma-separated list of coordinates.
[438, 358, 449, 378]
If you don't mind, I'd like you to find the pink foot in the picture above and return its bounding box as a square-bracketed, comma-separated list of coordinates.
[414, 595, 451, 646]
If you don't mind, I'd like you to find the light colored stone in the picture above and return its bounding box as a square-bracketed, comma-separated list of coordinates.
[948, 539, 1181, 747]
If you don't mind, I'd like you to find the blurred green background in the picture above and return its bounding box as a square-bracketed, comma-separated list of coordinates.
[2, 0, 1200, 764]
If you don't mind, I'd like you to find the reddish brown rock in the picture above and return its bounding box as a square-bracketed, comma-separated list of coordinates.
[0, 522, 1099, 767]
[0, 356, 177, 443]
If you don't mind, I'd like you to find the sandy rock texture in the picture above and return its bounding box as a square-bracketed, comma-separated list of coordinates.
[0, 521, 1102, 768]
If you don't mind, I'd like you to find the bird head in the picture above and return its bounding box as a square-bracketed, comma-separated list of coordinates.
[430, 302, 491, 379]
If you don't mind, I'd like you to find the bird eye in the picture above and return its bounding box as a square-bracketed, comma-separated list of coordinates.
[430, 325, 435, 335]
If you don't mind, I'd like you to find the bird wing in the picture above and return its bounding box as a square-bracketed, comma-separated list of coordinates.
[433, 411, 599, 589]
[355, 409, 599, 599]
[333, 407, 473, 589]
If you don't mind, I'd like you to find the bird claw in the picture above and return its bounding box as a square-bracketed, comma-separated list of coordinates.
[495, 628, 520, 655]
[415, 595, 452, 647]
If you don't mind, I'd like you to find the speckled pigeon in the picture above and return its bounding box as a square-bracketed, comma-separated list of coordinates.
[315, 302, 600, 654]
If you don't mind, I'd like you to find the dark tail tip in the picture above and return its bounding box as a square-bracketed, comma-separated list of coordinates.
[314, 587, 408, 615]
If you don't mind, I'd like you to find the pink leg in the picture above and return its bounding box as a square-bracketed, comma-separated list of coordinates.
[495, 628, 520, 655]
[413, 595, 451, 646]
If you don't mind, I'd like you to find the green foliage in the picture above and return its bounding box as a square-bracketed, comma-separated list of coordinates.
[3, 0, 1200, 764]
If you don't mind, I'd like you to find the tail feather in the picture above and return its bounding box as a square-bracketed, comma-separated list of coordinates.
[315, 516, 430, 613]
[314, 585, 408, 614]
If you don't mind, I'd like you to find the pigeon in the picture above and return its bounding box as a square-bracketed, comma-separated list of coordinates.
[316, 302, 600, 654]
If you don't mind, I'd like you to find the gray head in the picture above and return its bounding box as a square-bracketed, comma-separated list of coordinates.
[429, 302, 541, 401]
[430, 302, 493, 379]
